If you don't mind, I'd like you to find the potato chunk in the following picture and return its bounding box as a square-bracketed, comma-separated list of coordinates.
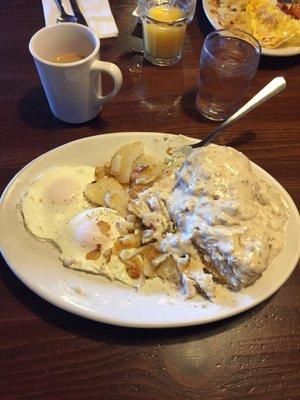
[125, 255, 143, 279]
[84, 177, 123, 206]
[120, 232, 142, 248]
[156, 256, 181, 286]
[104, 190, 129, 217]
[94, 166, 106, 180]
[110, 142, 144, 184]
[131, 154, 165, 185]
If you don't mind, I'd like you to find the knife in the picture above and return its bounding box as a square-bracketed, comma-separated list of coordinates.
[69, 0, 88, 26]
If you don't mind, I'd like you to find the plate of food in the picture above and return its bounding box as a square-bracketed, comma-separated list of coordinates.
[0, 132, 299, 328]
[202, 0, 300, 56]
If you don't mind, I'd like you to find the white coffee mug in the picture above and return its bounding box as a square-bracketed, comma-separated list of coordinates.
[29, 23, 122, 123]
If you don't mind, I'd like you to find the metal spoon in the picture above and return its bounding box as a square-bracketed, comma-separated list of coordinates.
[55, 0, 77, 23]
[173, 77, 287, 160]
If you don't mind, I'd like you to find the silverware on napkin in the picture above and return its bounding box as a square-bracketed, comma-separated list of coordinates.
[55, 0, 77, 23]
[69, 0, 88, 26]
[54, 0, 88, 25]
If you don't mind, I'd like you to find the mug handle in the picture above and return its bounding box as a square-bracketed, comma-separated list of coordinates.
[90, 60, 122, 103]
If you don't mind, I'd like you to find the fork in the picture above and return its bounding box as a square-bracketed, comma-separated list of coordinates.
[170, 77, 287, 162]
[54, 0, 77, 23]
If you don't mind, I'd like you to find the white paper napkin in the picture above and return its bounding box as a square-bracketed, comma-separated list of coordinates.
[41, 0, 118, 38]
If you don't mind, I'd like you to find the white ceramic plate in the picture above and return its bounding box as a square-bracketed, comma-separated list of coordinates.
[1, 132, 299, 328]
[202, 0, 300, 57]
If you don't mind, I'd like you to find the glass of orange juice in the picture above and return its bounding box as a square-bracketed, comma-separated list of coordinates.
[140, 0, 195, 66]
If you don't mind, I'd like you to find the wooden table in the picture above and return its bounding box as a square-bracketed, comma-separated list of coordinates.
[1, 1, 299, 399]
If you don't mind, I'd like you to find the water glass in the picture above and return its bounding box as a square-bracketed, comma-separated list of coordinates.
[140, 0, 196, 66]
[196, 29, 261, 121]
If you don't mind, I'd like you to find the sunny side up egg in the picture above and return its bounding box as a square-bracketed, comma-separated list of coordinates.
[57, 207, 137, 284]
[21, 165, 95, 240]
[20, 166, 143, 288]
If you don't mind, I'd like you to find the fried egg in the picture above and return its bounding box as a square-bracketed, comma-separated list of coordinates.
[21, 165, 95, 241]
[20, 166, 143, 288]
[58, 207, 142, 287]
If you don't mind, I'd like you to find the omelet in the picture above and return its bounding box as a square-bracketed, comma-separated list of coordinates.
[214, 0, 300, 49]
[247, 0, 300, 48]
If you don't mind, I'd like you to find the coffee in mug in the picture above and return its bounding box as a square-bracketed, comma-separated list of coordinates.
[51, 53, 85, 63]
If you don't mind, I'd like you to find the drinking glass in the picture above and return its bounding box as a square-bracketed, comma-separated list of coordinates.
[140, 0, 196, 66]
[196, 29, 261, 121]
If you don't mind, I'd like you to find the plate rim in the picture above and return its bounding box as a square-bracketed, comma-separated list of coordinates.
[201, 0, 300, 57]
[1, 131, 300, 328]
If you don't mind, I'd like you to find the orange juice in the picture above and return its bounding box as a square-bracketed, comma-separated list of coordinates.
[143, 5, 187, 60]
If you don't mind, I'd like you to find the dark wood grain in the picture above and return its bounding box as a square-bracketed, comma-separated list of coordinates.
[0, 1, 299, 399]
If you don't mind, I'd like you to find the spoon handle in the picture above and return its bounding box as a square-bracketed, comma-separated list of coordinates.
[193, 77, 286, 149]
